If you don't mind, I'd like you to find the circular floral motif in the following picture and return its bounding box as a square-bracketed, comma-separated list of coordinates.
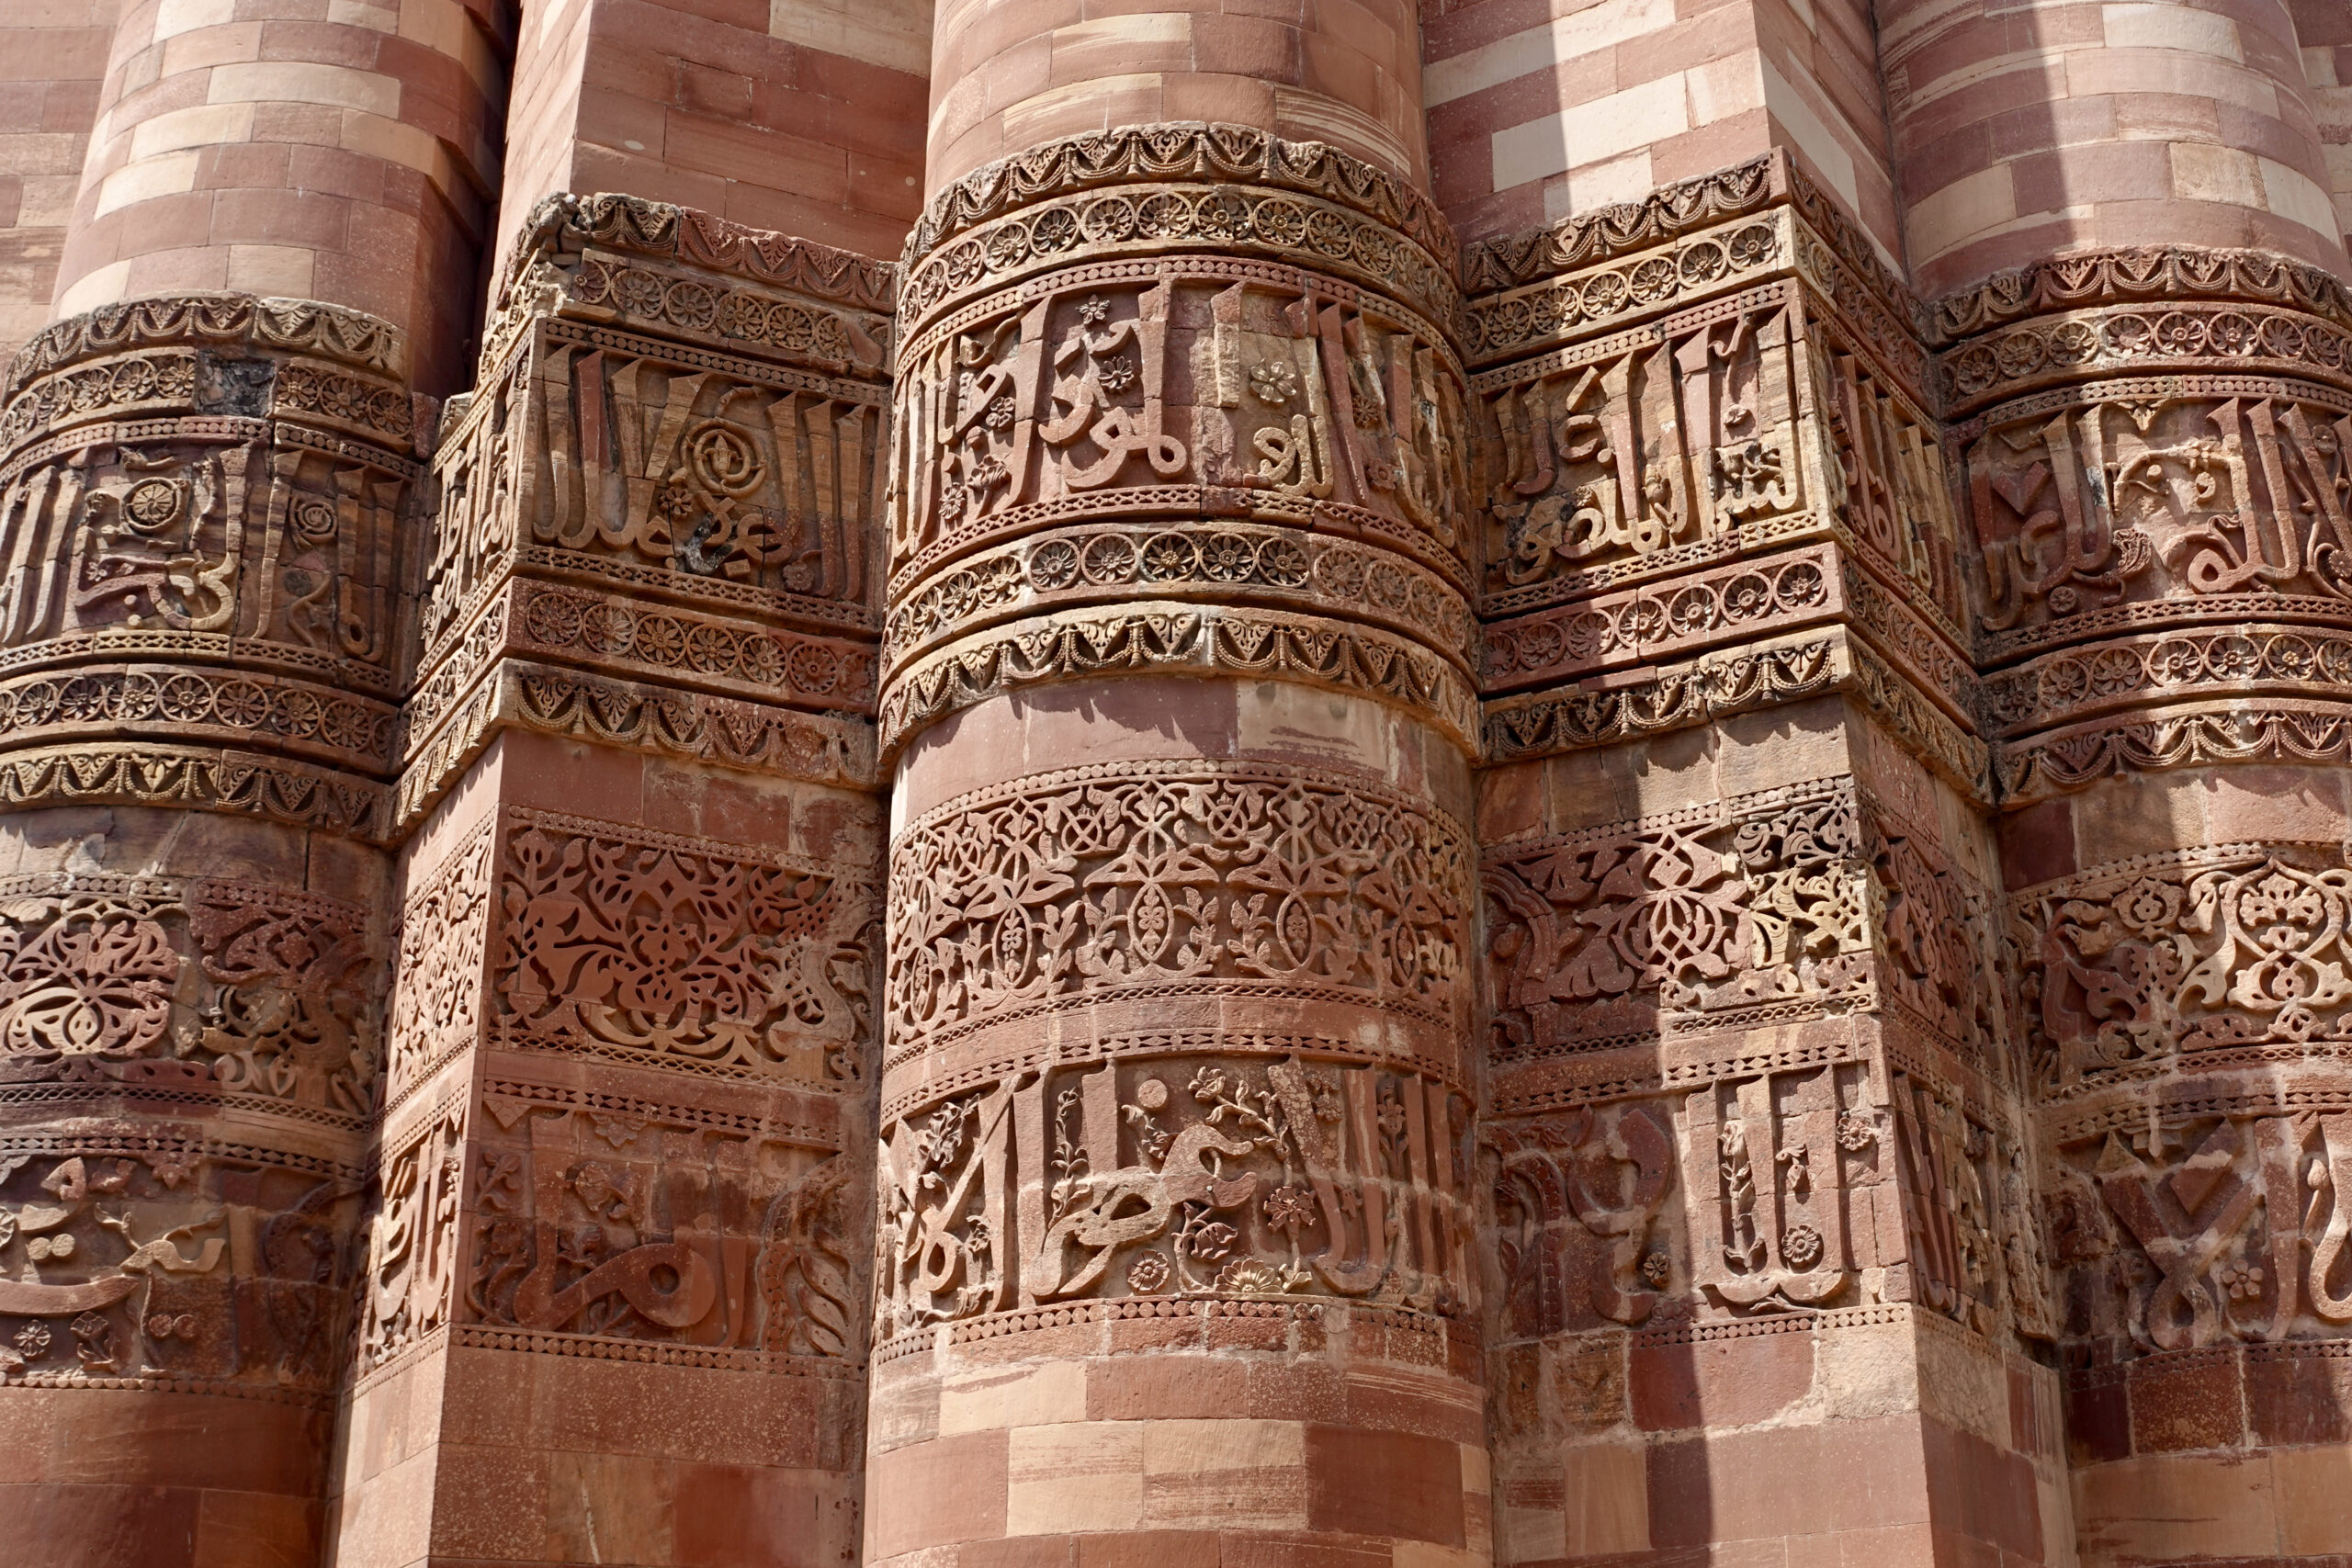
[1136, 192, 1193, 238]
[156, 674, 210, 722]
[1312, 547, 1366, 600]
[1028, 538, 1080, 590]
[685, 623, 740, 676]
[1139, 533, 1197, 581]
[1629, 256, 1679, 303]
[1255, 535, 1309, 588]
[271, 690, 322, 737]
[1199, 533, 1255, 581]
[110, 674, 159, 721]
[1125, 1251, 1170, 1293]
[1030, 208, 1079, 253]
[56, 678, 107, 723]
[2207, 312, 2257, 355]
[1780, 1223, 1825, 1270]
[1365, 559, 1410, 610]
[1080, 535, 1137, 583]
[1666, 585, 1716, 636]
[634, 614, 688, 666]
[1639, 1251, 1671, 1288]
[123, 479, 181, 530]
[524, 592, 583, 646]
[2049, 321, 2099, 364]
[1679, 242, 1728, 285]
[13, 1323, 49, 1358]
[1581, 272, 1629, 316]
[663, 280, 718, 332]
[2153, 312, 2207, 354]
[1251, 198, 1306, 247]
[983, 222, 1031, 271]
[580, 602, 635, 655]
[785, 643, 840, 693]
[213, 681, 269, 728]
[739, 636, 783, 684]
[1080, 197, 1136, 243]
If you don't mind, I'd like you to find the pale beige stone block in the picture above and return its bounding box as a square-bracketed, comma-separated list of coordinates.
[128, 101, 254, 161]
[1459, 1441, 1491, 1497]
[225, 244, 316, 298]
[94, 149, 199, 217]
[2260, 156, 2342, 235]
[330, 0, 401, 31]
[2171, 141, 2265, 208]
[1005, 1422, 1145, 1536]
[1908, 163, 2017, 260]
[2275, 1445, 2352, 1554]
[997, 73, 1166, 147]
[1500, 1504, 1567, 1563]
[209, 60, 402, 118]
[1557, 150, 1656, 215]
[1688, 52, 1765, 127]
[1491, 73, 1685, 189]
[2067, 48, 2278, 116]
[1141, 1419, 1305, 1473]
[153, 0, 236, 41]
[1394, 1546, 1481, 1568]
[2074, 1453, 2278, 1562]
[160, 21, 264, 77]
[1563, 1443, 1647, 1554]
[771, 0, 933, 75]
[1761, 59, 1860, 216]
[938, 1360, 1087, 1434]
[2101, 1, 2240, 62]
[1423, 0, 1675, 107]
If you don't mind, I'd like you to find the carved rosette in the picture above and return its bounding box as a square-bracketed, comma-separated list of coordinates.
[878, 123, 1478, 756]
[0, 292, 425, 839]
[404, 193, 895, 825]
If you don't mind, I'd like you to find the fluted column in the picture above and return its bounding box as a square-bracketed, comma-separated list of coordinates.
[1883, 1, 2352, 1562]
[0, 296, 419, 1566]
[0, 0, 503, 1560]
[868, 72, 1487, 1566]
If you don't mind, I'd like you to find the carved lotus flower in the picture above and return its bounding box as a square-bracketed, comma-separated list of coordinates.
[1125, 1252, 1170, 1292]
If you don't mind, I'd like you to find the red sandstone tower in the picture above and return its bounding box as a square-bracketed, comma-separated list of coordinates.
[0, 0, 2346, 1562]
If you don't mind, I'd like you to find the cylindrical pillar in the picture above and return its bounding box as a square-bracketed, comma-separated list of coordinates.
[0, 0, 501, 1561]
[1889, 2, 2352, 1561]
[50, 0, 506, 393]
[868, 56, 1486, 1565]
[1882, 0, 2345, 294]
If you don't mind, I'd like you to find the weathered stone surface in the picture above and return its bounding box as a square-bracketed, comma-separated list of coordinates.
[2, 0, 2351, 1561]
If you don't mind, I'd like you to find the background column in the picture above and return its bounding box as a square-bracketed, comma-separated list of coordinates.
[1883, 1, 2352, 1562]
[864, 7, 1488, 1553]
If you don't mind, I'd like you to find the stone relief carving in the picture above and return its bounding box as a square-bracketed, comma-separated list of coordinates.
[0, 1142, 366, 1391]
[1483, 1101, 1676, 1336]
[468, 1099, 859, 1363]
[888, 274, 1467, 592]
[0, 871, 380, 1114]
[2047, 1104, 2352, 1356]
[886, 761, 1468, 1060]
[2013, 842, 2352, 1094]
[876, 1055, 1473, 1337]
[496, 808, 876, 1089]
[1964, 379, 2352, 661]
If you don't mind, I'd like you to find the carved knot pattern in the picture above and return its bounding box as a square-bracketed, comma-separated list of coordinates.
[0, 872, 379, 1115]
[2015, 845, 2352, 1093]
[887, 763, 1469, 1053]
[876, 1055, 1474, 1336]
[496, 809, 876, 1088]
[1484, 784, 1873, 1057]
